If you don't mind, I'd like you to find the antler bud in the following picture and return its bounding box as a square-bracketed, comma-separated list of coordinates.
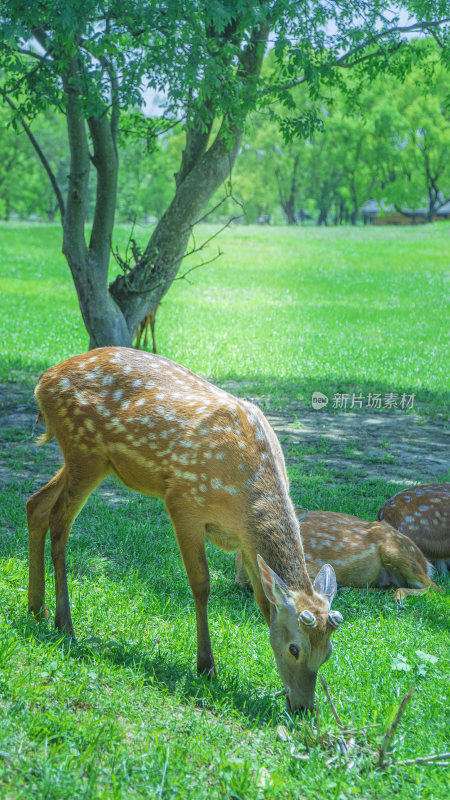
[328, 610, 343, 628]
[299, 609, 316, 627]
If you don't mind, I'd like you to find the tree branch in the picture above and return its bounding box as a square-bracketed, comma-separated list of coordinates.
[61, 57, 90, 263]
[87, 114, 118, 268]
[0, 90, 65, 220]
[262, 18, 450, 96]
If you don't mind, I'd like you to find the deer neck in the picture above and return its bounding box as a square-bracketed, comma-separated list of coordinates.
[247, 481, 313, 595]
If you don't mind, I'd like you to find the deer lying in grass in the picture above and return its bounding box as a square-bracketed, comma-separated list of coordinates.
[377, 483, 450, 574]
[235, 509, 439, 600]
[27, 348, 342, 713]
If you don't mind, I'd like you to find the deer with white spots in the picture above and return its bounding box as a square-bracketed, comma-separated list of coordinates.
[27, 347, 342, 713]
[235, 509, 439, 600]
[377, 483, 450, 574]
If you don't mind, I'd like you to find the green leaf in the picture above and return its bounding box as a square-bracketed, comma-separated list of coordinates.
[391, 654, 412, 672]
[415, 650, 438, 664]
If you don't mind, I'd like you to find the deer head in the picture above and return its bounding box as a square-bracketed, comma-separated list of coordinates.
[258, 556, 341, 713]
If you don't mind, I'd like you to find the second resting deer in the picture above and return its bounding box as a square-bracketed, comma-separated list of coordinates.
[377, 483, 450, 574]
[27, 347, 343, 714]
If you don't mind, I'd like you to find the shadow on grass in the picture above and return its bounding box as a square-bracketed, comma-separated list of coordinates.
[214, 374, 449, 419]
[1, 369, 449, 418]
[10, 563, 449, 730]
[11, 613, 281, 726]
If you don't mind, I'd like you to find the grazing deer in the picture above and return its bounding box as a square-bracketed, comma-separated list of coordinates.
[235, 509, 438, 600]
[27, 348, 342, 713]
[377, 483, 450, 574]
[135, 304, 159, 353]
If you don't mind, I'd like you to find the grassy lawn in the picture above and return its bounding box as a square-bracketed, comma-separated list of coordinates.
[0, 222, 449, 414]
[0, 223, 449, 799]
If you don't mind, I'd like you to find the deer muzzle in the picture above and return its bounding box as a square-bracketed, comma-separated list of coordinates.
[285, 667, 318, 714]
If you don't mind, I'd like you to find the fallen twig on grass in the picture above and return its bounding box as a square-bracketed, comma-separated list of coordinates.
[396, 752, 450, 766]
[319, 675, 345, 729]
[377, 688, 414, 768]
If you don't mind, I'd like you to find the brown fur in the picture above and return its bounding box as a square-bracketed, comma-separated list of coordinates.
[236, 509, 438, 599]
[27, 347, 339, 711]
[377, 484, 450, 566]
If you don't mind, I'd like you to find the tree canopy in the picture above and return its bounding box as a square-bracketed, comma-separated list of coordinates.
[0, 1, 449, 345]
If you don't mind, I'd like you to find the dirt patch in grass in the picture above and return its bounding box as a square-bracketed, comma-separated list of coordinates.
[1, 380, 448, 494]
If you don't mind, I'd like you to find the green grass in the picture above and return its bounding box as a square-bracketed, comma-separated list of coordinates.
[0, 223, 449, 798]
[0, 222, 449, 415]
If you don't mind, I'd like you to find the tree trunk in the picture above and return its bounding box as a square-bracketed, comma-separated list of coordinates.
[317, 208, 328, 226]
[284, 196, 297, 225]
[109, 22, 270, 339]
[19, 21, 270, 350]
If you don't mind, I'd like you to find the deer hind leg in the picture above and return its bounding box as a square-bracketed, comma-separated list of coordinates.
[27, 467, 66, 620]
[167, 504, 215, 676]
[378, 536, 438, 600]
[28, 457, 109, 635]
[49, 457, 110, 635]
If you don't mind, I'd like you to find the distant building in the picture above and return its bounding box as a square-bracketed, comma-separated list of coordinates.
[361, 199, 450, 225]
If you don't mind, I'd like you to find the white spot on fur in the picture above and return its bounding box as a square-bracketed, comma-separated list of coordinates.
[225, 485, 239, 496]
[84, 370, 99, 381]
[113, 389, 123, 401]
[211, 478, 223, 489]
[59, 377, 71, 391]
[135, 398, 145, 407]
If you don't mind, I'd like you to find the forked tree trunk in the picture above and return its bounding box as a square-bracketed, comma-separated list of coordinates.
[61, 23, 269, 349]
[109, 127, 243, 336]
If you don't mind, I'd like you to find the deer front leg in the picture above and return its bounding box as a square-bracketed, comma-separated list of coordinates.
[168, 507, 215, 677]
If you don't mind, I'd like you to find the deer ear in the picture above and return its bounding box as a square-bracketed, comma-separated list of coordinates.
[257, 554, 296, 612]
[313, 564, 337, 608]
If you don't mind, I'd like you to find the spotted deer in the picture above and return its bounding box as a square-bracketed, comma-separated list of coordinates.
[27, 347, 342, 713]
[235, 509, 439, 600]
[377, 483, 450, 574]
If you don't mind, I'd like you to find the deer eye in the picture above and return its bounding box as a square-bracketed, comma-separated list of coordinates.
[289, 644, 299, 659]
